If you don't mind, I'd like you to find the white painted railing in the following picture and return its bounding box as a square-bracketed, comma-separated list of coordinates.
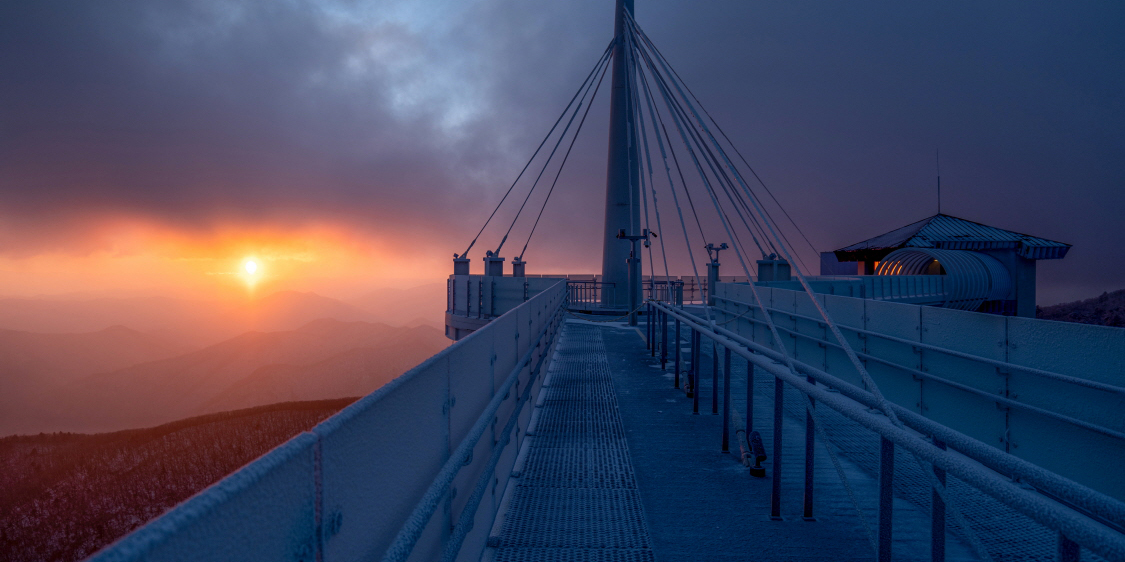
[712, 282, 1125, 502]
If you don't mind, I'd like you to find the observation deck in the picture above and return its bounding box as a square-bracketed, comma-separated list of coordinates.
[91, 281, 1125, 562]
[84, 1, 1119, 559]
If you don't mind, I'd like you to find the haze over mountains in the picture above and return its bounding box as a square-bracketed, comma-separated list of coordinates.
[0, 285, 450, 436]
[0, 282, 447, 347]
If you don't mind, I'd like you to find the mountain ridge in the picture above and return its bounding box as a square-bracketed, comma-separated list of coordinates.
[1, 316, 448, 436]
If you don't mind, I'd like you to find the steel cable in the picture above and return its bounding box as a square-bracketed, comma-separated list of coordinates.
[461, 41, 612, 259]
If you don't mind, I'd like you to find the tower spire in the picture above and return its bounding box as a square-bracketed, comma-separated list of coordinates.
[600, 0, 640, 309]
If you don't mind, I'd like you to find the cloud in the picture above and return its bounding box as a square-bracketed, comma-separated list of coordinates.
[1, 0, 1123, 303]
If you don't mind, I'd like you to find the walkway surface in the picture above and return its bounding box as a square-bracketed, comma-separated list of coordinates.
[486, 319, 977, 561]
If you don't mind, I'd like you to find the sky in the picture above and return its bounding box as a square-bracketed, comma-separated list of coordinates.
[1, 0, 1122, 304]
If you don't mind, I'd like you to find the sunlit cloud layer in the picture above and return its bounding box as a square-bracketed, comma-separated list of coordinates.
[1, 0, 1122, 303]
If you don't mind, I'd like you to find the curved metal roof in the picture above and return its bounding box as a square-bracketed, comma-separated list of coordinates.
[834, 214, 1071, 261]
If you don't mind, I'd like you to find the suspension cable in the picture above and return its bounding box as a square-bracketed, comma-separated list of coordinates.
[628, 17, 994, 558]
[630, 21, 819, 264]
[635, 58, 708, 250]
[497, 53, 610, 256]
[632, 39, 774, 260]
[460, 42, 612, 259]
[626, 29, 671, 285]
[632, 28, 713, 323]
[517, 55, 612, 261]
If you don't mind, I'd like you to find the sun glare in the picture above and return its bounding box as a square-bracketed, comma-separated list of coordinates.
[244, 260, 258, 275]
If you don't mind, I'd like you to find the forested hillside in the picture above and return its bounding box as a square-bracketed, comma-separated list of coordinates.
[1037, 289, 1125, 327]
[0, 398, 355, 562]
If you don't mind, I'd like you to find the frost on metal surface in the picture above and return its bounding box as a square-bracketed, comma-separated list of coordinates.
[716, 283, 1125, 502]
[490, 322, 656, 561]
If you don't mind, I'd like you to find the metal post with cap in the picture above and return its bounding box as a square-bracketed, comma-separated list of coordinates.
[705, 243, 728, 306]
[617, 228, 649, 325]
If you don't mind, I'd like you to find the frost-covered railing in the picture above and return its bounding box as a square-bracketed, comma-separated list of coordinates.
[649, 296, 1125, 561]
[712, 282, 1125, 502]
[447, 275, 565, 319]
[758, 275, 948, 305]
[92, 281, 567, 562]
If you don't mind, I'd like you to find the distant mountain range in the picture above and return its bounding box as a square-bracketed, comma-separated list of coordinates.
[44, 319, 447, 433]
[1037, 289, 1125, 327]
[0, 288, 451, 436]
[0, 325, 188, 436]
[0, 284, 447, 348]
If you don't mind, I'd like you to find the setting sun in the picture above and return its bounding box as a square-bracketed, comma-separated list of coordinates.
[244, 260, 258, 275]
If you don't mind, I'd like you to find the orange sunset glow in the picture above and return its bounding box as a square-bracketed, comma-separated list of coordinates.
[2, 1, 1123, 560]
[0, 220, 451, 300]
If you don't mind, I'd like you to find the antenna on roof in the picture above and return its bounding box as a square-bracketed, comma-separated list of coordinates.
[936, 148, 941, 215]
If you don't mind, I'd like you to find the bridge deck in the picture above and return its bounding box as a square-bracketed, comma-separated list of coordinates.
[485, 319, 977, 562]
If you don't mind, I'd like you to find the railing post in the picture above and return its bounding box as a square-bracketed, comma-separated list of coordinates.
[661, 309, 669, 369]
[746, 358, 754, 435]
[649, 304, 656, 356]
[722, 346, 732, 453]
[711, 342, 719, 415]
[803, 376, 815, 521]
[932, 438, 946, 562]
[674, 318, 681, 389]
[878, 437, 895, 562]
[692, 330, 700, 414]
[648, 303, 657, 350]
[771, 377, 783, 520]
[1058, 533, 1080, 562]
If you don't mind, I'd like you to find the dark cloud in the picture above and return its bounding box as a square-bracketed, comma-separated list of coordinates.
[1, 0, 1122, 303]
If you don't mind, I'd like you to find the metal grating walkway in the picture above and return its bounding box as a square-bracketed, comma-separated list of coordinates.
[488, 322, 656, 562]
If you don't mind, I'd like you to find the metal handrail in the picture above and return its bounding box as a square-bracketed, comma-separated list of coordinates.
[650, 300, 1125, 560]
[712, 300, 1125, 440]
[678, 301, 1125, 527]
[713, 295, 1125, 395]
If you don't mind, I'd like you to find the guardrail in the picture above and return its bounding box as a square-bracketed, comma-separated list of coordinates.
[647, 299, 1125, 562]
[566, 280, 616, 307]
[92, 281, 568, 562]
[712, 283, 1125, 502]
[757, 275, 949, 305]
